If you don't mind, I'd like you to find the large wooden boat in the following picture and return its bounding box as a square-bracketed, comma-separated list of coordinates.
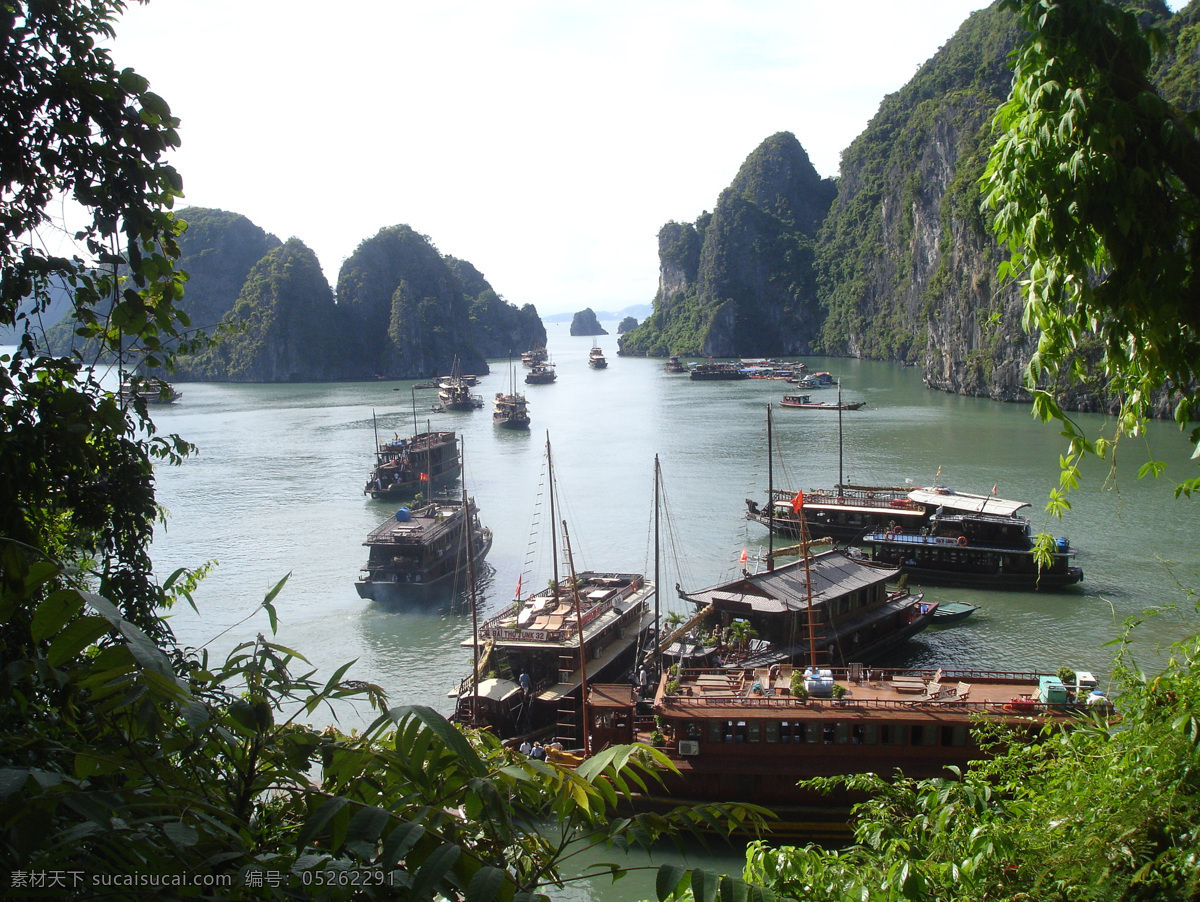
[450, 437, 654, 744]
[364, 428, 460, 500]
[521, 345, 548, 368]
[582, 663, 1112, 826]
[438, 357, 483, 410]
[664, 355, 689, 373]
[493, 360, 531, 430]
[673, 548, 936, 669]
[745, 402, 1035, 545]
[860, 509, 1083, 590]
[118, 377, 181, 404]
[354, 496, 492, 601]
[588, 345, 607, 369]
[493, 391, 531, 429]
[524, 361, 557, 385]
[689, 362, 746, 381]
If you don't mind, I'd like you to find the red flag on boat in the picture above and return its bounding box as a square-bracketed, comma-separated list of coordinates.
[992, 484, 998, 494]
[514, 574, 522, 599]
[419, 472, 429, 482]
[791, 489, 805, 513]
[739, 548, 748, 566]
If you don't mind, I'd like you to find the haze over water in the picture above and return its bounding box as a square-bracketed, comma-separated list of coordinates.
[136, 323, 1198, 900]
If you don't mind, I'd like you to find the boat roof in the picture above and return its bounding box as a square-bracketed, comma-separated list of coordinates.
[908, 486, 1030, 517]
[363, 500, 472, 544]
[654, 664, 1097, 725]
[683, 550, 900, 615]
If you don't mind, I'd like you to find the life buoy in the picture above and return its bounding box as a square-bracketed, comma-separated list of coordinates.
[893, 526, 903, 536]
[957, 535, 968, 547]
[866, 491, 875, 499]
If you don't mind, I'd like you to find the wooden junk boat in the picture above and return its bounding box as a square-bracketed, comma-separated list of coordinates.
[355, 496, 492, 601]
[671, 548, 936, 669]
[364, 428, 460, 501]
[582, 662, 1112, 833]
[524, 361, 557, 385]
[118, 377, 181, 404]
[588, 345, 608, 369]
[451, 436, 654, 745]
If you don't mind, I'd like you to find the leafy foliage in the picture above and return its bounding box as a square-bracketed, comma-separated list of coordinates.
[983, 0, 1200, 499]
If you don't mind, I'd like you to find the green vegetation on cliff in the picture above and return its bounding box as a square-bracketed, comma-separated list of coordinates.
[181, 238, 340, 382]
[620, 133, 832, 357]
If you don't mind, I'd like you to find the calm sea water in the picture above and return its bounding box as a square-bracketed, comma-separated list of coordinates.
[37, 325, 1200, 899]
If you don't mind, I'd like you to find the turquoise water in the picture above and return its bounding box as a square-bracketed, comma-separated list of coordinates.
[69, 325, 1200, 900]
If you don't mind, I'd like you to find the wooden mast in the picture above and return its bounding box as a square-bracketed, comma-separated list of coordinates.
[463, 438, 480, 726]
[562, 520, 591, 755]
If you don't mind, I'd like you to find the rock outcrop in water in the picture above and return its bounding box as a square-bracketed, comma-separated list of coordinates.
[569, 308, 607, 336]
[167, 212, 544, 381]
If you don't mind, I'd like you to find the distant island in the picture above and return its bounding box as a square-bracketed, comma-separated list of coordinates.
[569, 308, 607, 336]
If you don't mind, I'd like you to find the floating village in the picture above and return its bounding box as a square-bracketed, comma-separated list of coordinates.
[338, 345, 1111, 835]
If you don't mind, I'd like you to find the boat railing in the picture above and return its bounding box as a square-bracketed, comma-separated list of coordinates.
[478, 579, 645, 642]
[772, 487, 924, 513]
[664, 693, 1091, 717]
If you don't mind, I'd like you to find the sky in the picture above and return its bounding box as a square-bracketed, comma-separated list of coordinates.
[106, 1, 1020, 315]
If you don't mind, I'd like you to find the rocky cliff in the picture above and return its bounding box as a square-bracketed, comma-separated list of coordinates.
[180, 239, 341, 382]
[618, 132, 835, 357]
[164, 212, 540, 381]
[569, 308, 607, 336]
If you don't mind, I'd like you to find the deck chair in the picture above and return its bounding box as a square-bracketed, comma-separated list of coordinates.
[954, 682, 971, 701]
[919, 679, 951, 701]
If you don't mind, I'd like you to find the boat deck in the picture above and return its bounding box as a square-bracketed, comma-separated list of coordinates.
[661, 665, 1097, 723]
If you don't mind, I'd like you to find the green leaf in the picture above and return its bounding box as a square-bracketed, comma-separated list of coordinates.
[295, 796, 350, 850]
[465, 865, 506, 902]
[656, 865, 689, 901]
[31, 590, 85, 642]
[47, 615, 111, 665]
[411, 843, 461, 901]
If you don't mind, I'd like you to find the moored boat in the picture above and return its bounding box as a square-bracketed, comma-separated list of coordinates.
[354, 496, 493, 601]
[672, 548, 936, 669]
[931, 601, 979, 625]
[450, 437, 654, 744]
[689, 362, 746, 381]
[860, 511, 1083, 590]
[582, 662, 1112, 822]
[664, 355, 689, 373]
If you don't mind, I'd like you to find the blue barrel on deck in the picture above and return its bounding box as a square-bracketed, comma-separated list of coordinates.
[395, 507, 411, 522]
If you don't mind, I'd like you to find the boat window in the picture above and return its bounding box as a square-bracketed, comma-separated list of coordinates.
[685, 721, 702, 740]
[913, 724, 937, 747]
[862, 723, 879, 745]
[951, 724, 969, 747]
[834, 723, 850, 745]
[707, 721, 724, 744]
[764, 721, 780, 743]
[747, 721, 761, 743]
[885, 724, 907, 746]
[822, 724, 836, 745]
[806, 722, 821, 744]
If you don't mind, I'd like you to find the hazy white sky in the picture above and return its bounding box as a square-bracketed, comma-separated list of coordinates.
[110, 1, 1004, 315]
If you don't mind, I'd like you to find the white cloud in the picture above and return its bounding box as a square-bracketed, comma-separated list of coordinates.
[109, 1, 1021, 313]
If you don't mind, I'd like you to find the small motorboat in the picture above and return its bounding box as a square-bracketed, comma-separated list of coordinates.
[931, 601, 979, 625]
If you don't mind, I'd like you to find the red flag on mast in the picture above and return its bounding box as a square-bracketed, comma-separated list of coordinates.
[739, 548, 748, 566]
[791, 490, 805, 514]
[514, 574, 523, 599]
